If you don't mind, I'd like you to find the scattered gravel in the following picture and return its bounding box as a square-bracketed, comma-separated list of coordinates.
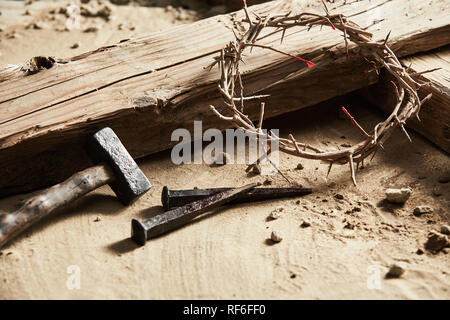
[269, 207, 283, 219]
[328, 182, 336, 188]
[413, 205, 433, 216]
[425, 231, 450, 253]
[300, 220, 311, 228]
[334, 194, 344, 200]
[437, 171, 450, 183]
[386, 262, 406, 278]
[440, 225, 450, 235]
[271, 230, 283, 242]
[83, 26, 99, 33]
[27, 21, 46, 30]
[385, 188, 412, 204]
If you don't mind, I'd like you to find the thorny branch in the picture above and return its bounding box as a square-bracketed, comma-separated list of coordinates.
[208, 1, 433, 185]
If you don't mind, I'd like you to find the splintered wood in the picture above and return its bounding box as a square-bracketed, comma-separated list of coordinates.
[0, 0, 449, 197]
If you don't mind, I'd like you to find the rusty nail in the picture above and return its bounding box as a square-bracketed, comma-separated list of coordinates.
[131, 183, 259, 245]
[161, 186, 313, 210]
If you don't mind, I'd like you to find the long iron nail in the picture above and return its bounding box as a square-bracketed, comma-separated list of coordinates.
[131, 183, 259, 245]
[161, 186, 313, 210]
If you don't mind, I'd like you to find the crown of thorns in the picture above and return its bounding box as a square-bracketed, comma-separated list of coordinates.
[207, 1, 432, 185]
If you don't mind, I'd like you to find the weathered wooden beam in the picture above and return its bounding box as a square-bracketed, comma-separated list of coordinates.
[0, 0, 449, 197]
[360, 46, 450, 153]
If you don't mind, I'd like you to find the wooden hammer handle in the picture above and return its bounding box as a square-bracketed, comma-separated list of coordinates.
[0, 164, 114, 249]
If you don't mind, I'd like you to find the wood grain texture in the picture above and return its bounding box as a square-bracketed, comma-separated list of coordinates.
[0, 0, 449, 197]
[360, 46, 450, 153]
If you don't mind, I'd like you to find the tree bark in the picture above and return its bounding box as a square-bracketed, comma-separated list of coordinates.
[0, 0, 449, 197]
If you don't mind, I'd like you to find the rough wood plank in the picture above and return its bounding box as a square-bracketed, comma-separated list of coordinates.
[360, 46, 450, 153]
[0, 0, 449, 197]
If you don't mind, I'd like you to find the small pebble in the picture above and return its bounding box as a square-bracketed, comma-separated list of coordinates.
[344, 221, 355, 230]
[300, 220, 311, 228]
[296, 163, 304, 170]
[83, 26, 99, 33]
[33, 21, 45, 30]
[386, 262, 406, 278]
[341, 143, 352, 148]
[413, 205, 433, 216]
[54, 26, 68, 32]
[334, 194, 344, 200]
[437, 171, 450, 184]
[269, 206, 283, 219]
[70, 42, 79, 49]
[271, 230, 283, 242]
[94, 216, 101, 222]
[425, 231, 450, 253]
[441, 225, 450, 235]
[385, 188, 412, 204]
[416, 248, 424, 255]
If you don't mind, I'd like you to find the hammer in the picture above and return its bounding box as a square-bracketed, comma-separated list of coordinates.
[0, 127, 152, 248]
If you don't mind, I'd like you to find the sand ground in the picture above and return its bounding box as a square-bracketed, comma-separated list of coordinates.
[0, 0, 449, 299]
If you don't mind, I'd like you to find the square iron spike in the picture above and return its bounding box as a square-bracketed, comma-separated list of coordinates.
[161, 186, 313, 210]
[131, 183, 259, 246]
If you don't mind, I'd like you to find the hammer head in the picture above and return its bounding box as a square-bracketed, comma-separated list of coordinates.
[89, 127, 151, 205]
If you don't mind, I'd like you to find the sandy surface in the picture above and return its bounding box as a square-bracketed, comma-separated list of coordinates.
[0, 0, 449, 299]
[0, 0, 216, 66]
